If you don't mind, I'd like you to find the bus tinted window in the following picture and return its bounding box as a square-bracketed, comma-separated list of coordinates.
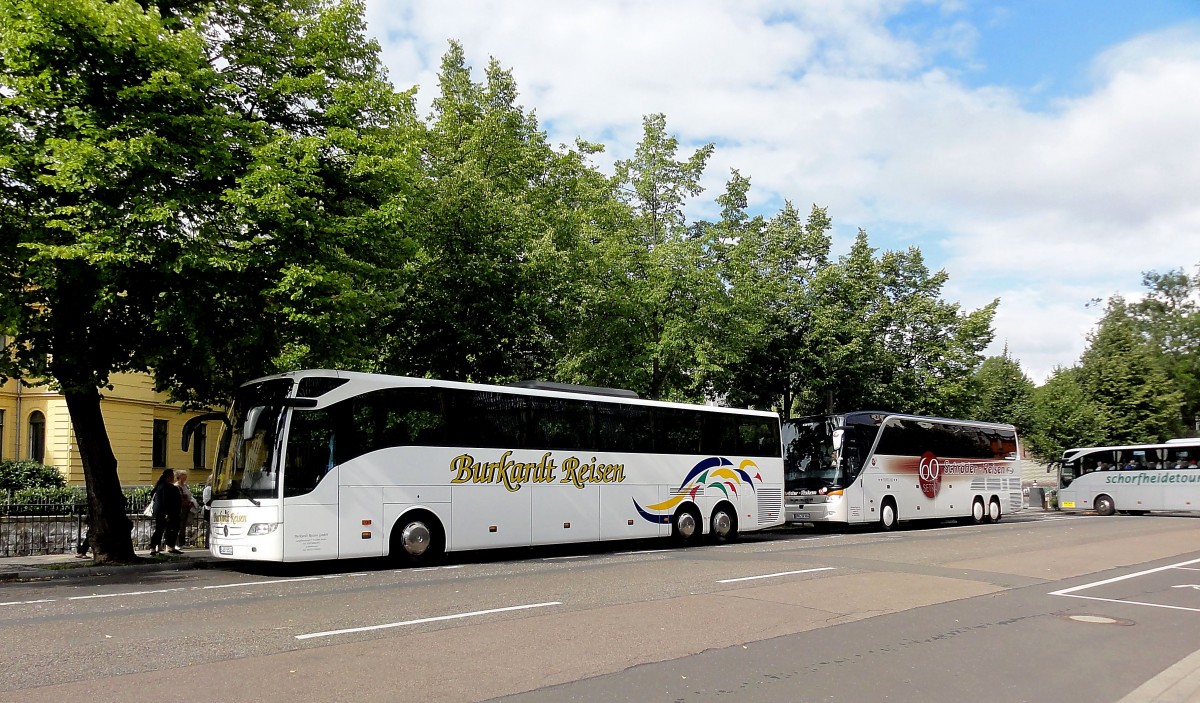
[655, 408, 704, 454]
[446, 390, 527, 449]
[595, 402, 653, 453]
[529, 396, 594, 450]
[875, 420, 1015, 460]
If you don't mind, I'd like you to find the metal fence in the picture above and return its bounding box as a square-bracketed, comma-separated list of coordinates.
[0, 497, 207, 557]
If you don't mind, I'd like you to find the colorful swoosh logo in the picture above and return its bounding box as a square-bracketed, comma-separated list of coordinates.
[633, 457, 761, 524]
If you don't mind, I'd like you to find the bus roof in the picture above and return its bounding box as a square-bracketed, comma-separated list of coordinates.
[789, 411, 1016, 432]
[242, 369, 778, 417]
[1062, 440, 1200, 458]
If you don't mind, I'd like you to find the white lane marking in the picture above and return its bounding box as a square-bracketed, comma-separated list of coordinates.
[543, 555, 590, 561]
[1047, 594, 1200, 614]
[407, 565, 464, 573]
[1050, 557, 1200, 596]
[69, 587, 190, 600]
[197, 576, 324, 590]
[63, 576, 326, 601]
[717, 567, 835, 584]
[294, 601, 563, 640]
[614, 549, 671, 555]
[1050, 557, 1200, 613]
[1, 599, 56, 607]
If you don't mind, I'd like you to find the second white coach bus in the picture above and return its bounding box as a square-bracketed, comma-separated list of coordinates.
[783, 411, 1022, 529]
[1056, 440, 1200, 515]
[185, 370, 785, 564]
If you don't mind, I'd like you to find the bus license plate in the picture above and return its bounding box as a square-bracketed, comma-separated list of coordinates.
[219, 546, 233, 555]
[795, 513, 810, 520]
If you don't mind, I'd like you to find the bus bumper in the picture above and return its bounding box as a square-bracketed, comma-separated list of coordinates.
[786, 497, 847, 524]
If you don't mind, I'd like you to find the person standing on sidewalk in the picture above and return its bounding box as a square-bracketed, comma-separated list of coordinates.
[148, 469, 181, 556]
[173, 470, 200, 553]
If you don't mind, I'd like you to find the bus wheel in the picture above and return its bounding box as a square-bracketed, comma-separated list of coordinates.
[879, 499, 898, 531]
[709, 504, 739, 544]
[672, 505, 703, 547]
[959, 498, 986, 526]
[390, 512, 444, 566]
[987, 498, 1002, 523]
[1094, 494, 1116, 516]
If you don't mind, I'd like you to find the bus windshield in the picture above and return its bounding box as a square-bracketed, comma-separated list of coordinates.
[783, 415, 871, 494]
[210, 378, 294, 501]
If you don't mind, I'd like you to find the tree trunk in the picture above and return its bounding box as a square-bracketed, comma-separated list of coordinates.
[64, 387, 139, 563]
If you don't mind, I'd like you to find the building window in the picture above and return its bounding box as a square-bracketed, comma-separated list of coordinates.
[192, 423, 207, 470]
[153, 419, 168, 468]
[28, 411, 45, 464]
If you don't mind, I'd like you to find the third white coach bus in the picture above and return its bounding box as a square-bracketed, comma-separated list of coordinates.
[1056, 440, 1200, 515]
[185, 370, 785, 564]
[784, 411, 1022, 528]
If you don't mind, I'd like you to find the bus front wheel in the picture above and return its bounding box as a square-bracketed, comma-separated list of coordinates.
[709, 504, 739, 544]
[1094, 494, 1116, 516]
[672, 505, 703, 547]
[390, 512, 445, 566]
[879, 499, 898, 531]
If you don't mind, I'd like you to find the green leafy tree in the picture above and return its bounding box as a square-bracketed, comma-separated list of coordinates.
[378, 43, 593, 383]
[867, 247, 997, 416]
[1024, 366, 1105, 462]
[558, 114, 719, 400]
[1128, 267, 1200, 435]
[968, 348, 1035, 429]
[716, 194, 832, 416]
[1078, 299, 1184, 443]
[792, 232, 996, 417]
[0, 0, 418, 563]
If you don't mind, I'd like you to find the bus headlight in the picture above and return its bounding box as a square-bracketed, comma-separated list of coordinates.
[247, 523, 280, 536]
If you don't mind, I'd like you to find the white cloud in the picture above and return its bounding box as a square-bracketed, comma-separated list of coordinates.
[362, 2, 1200, 385]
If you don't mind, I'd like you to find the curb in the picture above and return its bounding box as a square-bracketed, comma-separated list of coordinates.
[0, 556, 223, 582]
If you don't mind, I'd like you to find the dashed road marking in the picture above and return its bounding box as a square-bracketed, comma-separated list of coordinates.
[294, 601, 563, 640]
[717, 567, 836, 584]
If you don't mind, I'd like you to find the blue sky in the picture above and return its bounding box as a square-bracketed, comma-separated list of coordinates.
[363, 0, 1200, 383]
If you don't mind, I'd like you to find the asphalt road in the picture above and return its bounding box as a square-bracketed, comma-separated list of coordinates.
[1, 511, 1198, 702]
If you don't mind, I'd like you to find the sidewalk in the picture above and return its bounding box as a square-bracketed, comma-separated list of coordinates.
[0, 547, 221, 582]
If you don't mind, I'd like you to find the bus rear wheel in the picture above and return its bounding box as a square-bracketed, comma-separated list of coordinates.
[390, 512, 445, 566]
[879, 499, 898, 531]
[987, 498, 1002, 523]
[672, 505, 703, 547]
[1094, 494, 1116, 516]
[709, 504, 739, 544]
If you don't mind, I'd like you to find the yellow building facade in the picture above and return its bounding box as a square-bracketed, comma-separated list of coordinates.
[0, 372, 219, 487]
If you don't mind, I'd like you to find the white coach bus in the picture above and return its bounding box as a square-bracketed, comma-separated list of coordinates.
[184, 370, 784, 564]
[783, 411, 1022, 529]
[1056, 440, 1200, 515]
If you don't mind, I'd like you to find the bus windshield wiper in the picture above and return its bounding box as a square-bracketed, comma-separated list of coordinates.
[236, 487, 261, 506]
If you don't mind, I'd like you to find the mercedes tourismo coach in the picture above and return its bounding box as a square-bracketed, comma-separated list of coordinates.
[783, 411, 1022, 529]
[184, 370, 785, 564]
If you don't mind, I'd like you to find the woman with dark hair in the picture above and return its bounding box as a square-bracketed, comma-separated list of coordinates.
[148, 468, 181, 555]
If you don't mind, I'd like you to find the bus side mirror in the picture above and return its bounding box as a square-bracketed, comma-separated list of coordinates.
[832, 429, 844, 450]
[182, 411, 230, 451]
[244, 406, 265, 441]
